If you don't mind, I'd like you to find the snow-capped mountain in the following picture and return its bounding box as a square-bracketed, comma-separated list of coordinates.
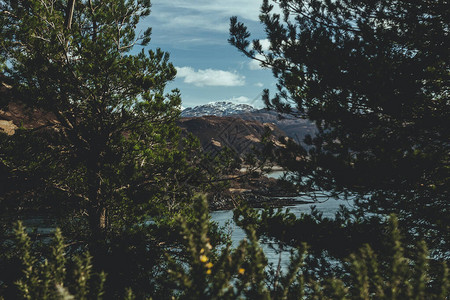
[180, 101, 317, 146]
[181, 101, 256, 117]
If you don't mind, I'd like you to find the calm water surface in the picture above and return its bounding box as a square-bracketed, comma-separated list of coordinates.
[210, 196, 354, 268]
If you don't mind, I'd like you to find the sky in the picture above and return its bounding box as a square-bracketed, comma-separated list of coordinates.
[136, 0, 277, 109]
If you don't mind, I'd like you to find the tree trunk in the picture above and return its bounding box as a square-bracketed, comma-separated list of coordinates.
[64, 0, 76, 29]
[86, 158, 106, 246]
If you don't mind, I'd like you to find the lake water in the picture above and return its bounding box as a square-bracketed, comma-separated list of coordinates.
[210, 196, 354, 268]
[210, 170, 355, 267]
[22, 170, 353, 268]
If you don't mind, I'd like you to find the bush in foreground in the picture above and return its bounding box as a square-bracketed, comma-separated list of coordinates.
[1, 199, 448, 299]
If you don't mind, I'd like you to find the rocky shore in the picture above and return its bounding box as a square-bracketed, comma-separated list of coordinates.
[207, 173, 312, 211]
[208, 191, 311, 211]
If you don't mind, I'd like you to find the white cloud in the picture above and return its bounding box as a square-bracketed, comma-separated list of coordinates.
[219, 95, 263, 108]
[150, 10, 228, 32]
[153, 0, 263, 22]
[248, 54, 267, 70]
[248, 60, 261, 70]
[229, 96, 250, 103]
[255, 82, 264, 87]
[176, 66, 245, 87]
[140, 1, 284, 49]
[247, 39, 273, 70]
[147, 1, 282, 34]
[259, 39, 271, 51]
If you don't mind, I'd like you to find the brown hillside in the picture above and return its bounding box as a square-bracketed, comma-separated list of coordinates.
[0, 75, 57, 135]
[178, 116, 287, 156]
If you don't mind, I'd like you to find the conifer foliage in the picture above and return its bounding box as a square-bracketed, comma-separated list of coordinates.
[1, 0, 204, 295]
[1, 0, 191, 242]
[1, 0, 449, 298]
[229, 0, 449, 254]
[3, 206, 448, 299]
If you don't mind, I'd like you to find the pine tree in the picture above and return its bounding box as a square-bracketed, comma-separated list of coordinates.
[1, 0, 196, 239]
[0, 3, 213, 296]
[0, 0, 234, 295]
[229, 0, 449, 255]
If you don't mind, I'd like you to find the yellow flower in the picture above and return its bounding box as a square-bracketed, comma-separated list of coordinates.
[199, 255, 208, 263]
[206, 262, 213, 269]
[200, 248, 205, 254]
[238, 268, 245, 275]
[206, 242, 213, 250]
[206, 269, 212, 275]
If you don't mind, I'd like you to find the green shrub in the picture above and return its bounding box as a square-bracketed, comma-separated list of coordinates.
[2, 205, 448, 299]
[6, 222, 105, 299]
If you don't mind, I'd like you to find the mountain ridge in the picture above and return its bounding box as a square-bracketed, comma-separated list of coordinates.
[181, 101, 317, 145]
[181, 101, 256, 117]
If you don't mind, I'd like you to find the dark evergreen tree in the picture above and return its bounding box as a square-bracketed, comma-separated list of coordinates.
[1, 0, 188, 233]
[0, 0, 210, 296]
[229, 0, 449, 256]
